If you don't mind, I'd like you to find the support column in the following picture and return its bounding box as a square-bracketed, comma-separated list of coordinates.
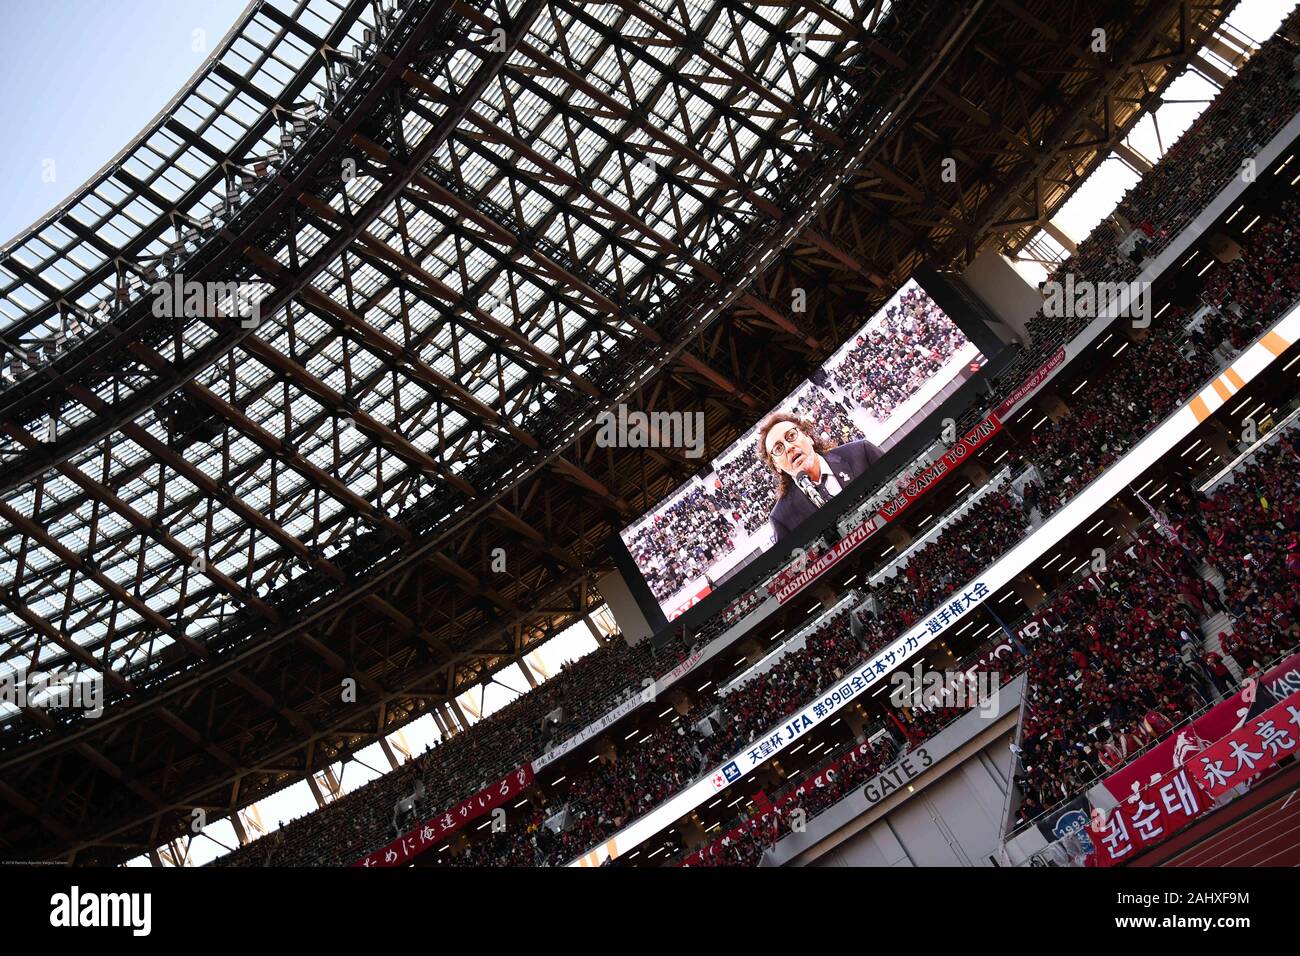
[306, 773, 328, 809]
[884, 524, 912, 550]
[1206, 231, 1242, 263]
[1122, 319, 1149, 345]
[753, 763, 786, 793]
[680, 813, 708, 852]
[1190, 51, 1233, 88]
[449, 699, 473, 732]
[841, 702, 868, 739]
[1042, 219, 1078, 256]
[526, 651, 553, 682]
[459, 693, 483, 723]
[1114, 141, 1153, 174]
[1103, 501, 1141, 538]
[320, 766, 343, 801]
[439, 702, 466, 735]
[1201, 419, 1238, 461]
[1201, 31, 1249, 70]
[583, 612, 609, 647]
[733, 636, 764, 667]
[1037, 392, 1070, 423]
[587, 738, 618, 765]
[956, 462, 990, 488]
[380, 736, 402, 771]
[518, 655, 540, 689]
[432, 706, 455, 740]
[230, 811, 251, 847]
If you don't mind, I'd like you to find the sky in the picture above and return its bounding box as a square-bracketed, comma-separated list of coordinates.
[0, 0, 247, 246]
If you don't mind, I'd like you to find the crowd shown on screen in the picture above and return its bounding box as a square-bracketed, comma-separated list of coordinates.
[625, 485, 737, 602]
[829, 286, 969, 422]
[625, 286, 964, 602]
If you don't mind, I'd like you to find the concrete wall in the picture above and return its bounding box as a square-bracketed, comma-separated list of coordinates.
[960, 250, 1041, 345]
[811, 734, 1015, 867]
[765, 676, 1025, 867]
[598, 568, 653, 645]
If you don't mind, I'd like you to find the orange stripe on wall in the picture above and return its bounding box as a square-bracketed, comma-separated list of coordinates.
[1261, 331, 1290, 356]
[1225, 367, 1246, 390]
[1190, 395, 1211, 423]
[1212, 378, 1232, 402]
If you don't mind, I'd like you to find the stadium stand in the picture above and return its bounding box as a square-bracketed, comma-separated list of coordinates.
[679, 433, 1300, 866]
[213, 170, 1300, 867]
[1012, 437, 1300, 827]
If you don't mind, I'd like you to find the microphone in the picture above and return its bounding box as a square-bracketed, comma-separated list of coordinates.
[795, 470, 828, 507]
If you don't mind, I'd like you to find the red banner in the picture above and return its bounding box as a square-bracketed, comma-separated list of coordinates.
[354, 764, 533, 867]
[875, 413, 1002, 521]
[1186, 689, 1300, 799]
[1102, 652, 1300, 801]
[1089, 686, 1300, 866]
[767, 515, 886, 604]
[722, 586, 767, 625]
[996, 347, 1065, 419]
[1089, 765, 1209, 867]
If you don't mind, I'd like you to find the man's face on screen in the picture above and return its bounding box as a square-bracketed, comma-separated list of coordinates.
[764, 420, 816, 478]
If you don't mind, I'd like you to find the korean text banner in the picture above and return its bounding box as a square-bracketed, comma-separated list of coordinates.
[1090, 686, 1300, 865]
[1089, 765, 1208, 867]
[1102, 651, 1300, 801]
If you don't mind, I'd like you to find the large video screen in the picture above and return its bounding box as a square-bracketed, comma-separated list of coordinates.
[618, 278, 986, 622]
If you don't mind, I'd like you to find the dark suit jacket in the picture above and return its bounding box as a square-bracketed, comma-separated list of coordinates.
[769, 438, 883, 542]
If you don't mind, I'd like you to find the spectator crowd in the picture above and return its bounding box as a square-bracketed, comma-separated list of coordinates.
[1014, 437, 1300, 824]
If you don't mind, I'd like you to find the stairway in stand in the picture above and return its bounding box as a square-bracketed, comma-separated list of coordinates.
[1195, 561, 1240, 681]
